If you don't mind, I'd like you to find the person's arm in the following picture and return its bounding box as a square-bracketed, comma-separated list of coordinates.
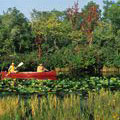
[44, 67, 49, 72]
[14, 66, 18, 72]
[14, 66, 17, 71]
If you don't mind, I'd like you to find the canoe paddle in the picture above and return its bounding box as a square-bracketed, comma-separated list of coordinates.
[15, 62, 24, 69]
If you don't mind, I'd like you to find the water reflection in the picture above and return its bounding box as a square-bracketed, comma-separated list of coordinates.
[102, 71, 120, 77]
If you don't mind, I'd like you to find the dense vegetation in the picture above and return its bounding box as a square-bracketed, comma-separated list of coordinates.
[0, 90, 120, 120]
[0, 76, 119, 94]
[0, 1, 120, 119]
[0, 0, 120, 73]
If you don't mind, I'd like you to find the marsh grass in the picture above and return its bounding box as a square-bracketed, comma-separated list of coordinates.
[0, 90, 120, 120]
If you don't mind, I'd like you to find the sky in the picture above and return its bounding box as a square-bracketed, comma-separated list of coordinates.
[0, 0, 104, 19]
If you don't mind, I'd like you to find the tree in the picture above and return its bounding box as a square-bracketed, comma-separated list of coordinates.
[31, 10, 72, 60]
[0, 7, 34, 69]
[0, 7, 33, 53]
[80, 1, 101, 46]
[93, 21, 117, 67]
[66, 1, 80, 30]
[103, 0, 120, 32]
[103, 0, 114, 19]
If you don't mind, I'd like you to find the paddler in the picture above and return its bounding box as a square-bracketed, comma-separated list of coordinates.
[8, 62, 17, 85]
[8, 62, 17, 73]
[37, 64, 48, 72]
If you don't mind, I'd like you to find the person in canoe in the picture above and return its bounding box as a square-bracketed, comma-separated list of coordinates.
[8, 62, 17, 73]
[37, 64, 48, 72]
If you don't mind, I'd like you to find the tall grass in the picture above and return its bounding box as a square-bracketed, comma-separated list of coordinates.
[0, 90, 120, 120]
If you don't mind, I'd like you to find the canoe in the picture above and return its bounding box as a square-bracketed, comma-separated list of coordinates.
[0, 71, 57, 80]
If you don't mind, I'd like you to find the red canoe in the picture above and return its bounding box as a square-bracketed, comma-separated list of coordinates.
[0, 71, 57, 80]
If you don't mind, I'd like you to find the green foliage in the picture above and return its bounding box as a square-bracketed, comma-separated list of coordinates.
[0, 0, 120, 73]
[103, 0, 120, 32]
[0, 76, 120, 94]
[32, 11, 72, 50]
[0, 7, 34, 70]
[93, 21, 120, 67]
[0, 8, 33, 53]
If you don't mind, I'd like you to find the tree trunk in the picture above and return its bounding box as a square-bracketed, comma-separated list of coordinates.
[38, 44, 42, 59]
[88, 32, 93, 47]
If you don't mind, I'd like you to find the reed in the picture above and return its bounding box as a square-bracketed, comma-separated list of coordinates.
[0, 90, 119, 120]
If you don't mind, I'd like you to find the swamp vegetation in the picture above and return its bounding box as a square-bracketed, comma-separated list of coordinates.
[0, 90, 120, 120]
[0, 0, 120, 72]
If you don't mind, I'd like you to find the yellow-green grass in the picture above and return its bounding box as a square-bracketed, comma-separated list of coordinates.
[0, 90, 119, 120]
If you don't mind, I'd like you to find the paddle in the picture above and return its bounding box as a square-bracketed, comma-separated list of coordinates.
[15, 62, 24, 70]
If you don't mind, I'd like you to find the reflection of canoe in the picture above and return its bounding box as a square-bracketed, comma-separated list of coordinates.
[1, 71, 57, 80]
